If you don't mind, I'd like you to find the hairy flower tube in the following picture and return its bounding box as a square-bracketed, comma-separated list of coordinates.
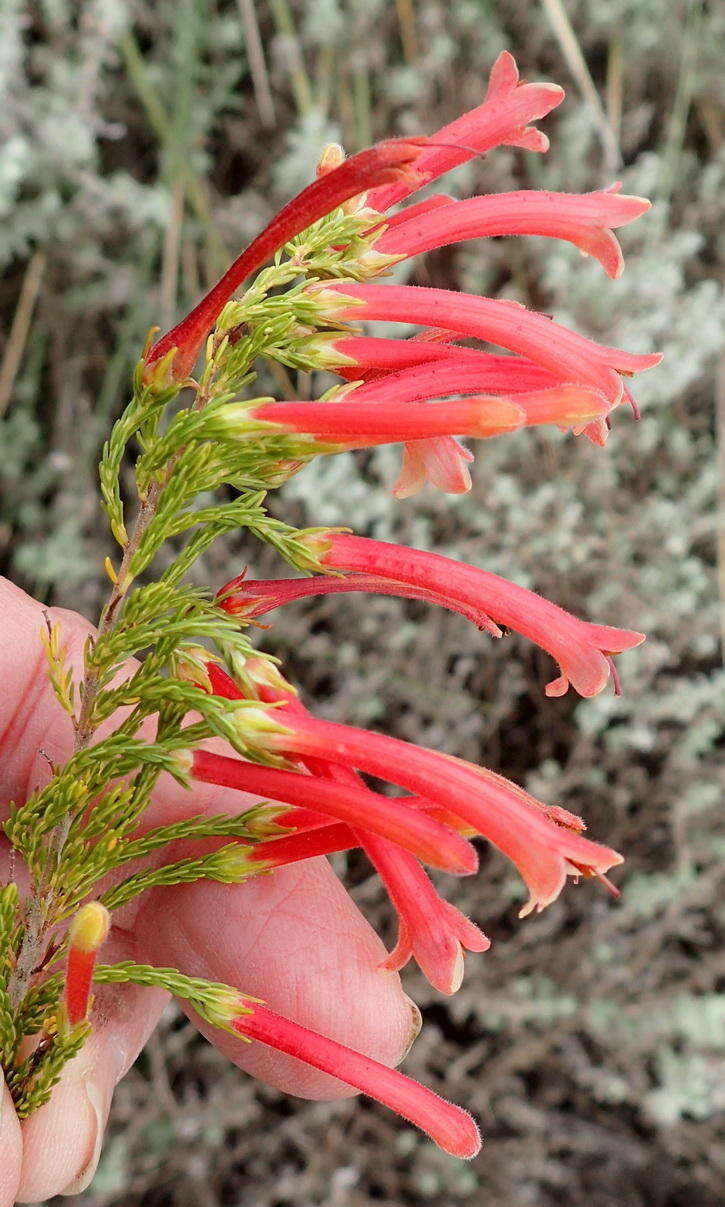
[2, 49, 660, 1163]
[315, 282, 660, 406]
[371, 184, 651, 279]
[228, 1004, 481, 1158]
[187, 695, 623, 920]
[220, 533, 644, 698]
[232, 383, 609, 446]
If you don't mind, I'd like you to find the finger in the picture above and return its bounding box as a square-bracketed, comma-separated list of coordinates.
[0, 579, 91, 811]
[0, 1074, 22, 1207]
[16, 933, 167, 1202]
[135, 856, 421, 1101]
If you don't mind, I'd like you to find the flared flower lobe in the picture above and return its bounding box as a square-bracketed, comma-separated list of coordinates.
[366, 50, 564, 212]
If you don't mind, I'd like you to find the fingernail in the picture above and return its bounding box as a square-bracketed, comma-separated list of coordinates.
[401, 994, 423, 1058]
[60, 1079, 105, 1196]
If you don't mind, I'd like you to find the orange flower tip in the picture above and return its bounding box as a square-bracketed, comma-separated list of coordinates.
[68, 902, 111, 955]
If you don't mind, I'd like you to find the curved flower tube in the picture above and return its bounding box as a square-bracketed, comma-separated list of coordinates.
[375, 184, 651, 279]
[205, 706, 623, 919]
[242, 664, 492, 994]
[366, 838, 491, 993]
[232, 1004, 482, 1158]
[330, 347, 562, 396]
[319, 282, 662, 405]
[219, 569, 503, 636]
[284, 533, 644, 698]
[143, 138, 428, 383]
[243, 385, 608, 446]
[190, 750, 477, 876]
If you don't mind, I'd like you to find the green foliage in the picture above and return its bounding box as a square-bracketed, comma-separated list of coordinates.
[93, 962, 254, 1034]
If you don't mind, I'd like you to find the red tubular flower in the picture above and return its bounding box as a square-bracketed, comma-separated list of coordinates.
[247, 384, 608, 445]
[241, 664, 492, 994]
[366, 50, 564, 213]
[219, 570, 502, 635]
[216, 705, 622, 918]
[190, 750, 477, 876]
[205, 662, 488, 832]
[239, 533, 643, 698]
[314, 343, 632, 493]
[64, 902, 111, 1028]
[195, 659, 618, 915]
[143, 139, 428, 383]
[231, 1004, 481, 1157]
[375, 184, 651, 279]
[319, 282, 662, 405]
[331, 347, 562, 395]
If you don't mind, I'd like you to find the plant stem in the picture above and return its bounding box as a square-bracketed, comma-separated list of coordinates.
[7, 473, 165, 1013]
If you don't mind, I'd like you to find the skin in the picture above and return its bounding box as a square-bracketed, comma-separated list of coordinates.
[0, 578, 418, 1202]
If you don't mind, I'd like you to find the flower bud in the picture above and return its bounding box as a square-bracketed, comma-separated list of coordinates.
[64, 902, 111, 1029]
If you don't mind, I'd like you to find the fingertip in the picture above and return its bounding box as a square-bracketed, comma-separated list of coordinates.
[137, 858, 418, 1100]
[0, 1074, 22, 1207]
[16, 1059, 102, 1202]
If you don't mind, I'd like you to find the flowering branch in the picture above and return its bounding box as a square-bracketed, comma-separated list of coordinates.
[0, 50, 658, 1154]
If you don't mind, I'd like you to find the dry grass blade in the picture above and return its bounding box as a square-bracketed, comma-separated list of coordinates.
[540, 0, 621, 173]
[0, 250, 46, 419]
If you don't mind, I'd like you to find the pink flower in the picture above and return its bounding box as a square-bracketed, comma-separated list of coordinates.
[327, 343, 561, 391]
[193, 704, 622, 918]
[375, 183, 651, 279]
[247, 816, 494, 996]
[229, 1002, 481, 1157]
[317, 282, 662, 406]
[368, 839, 490, 994]
[365, 50, 564, 212]
[191, 749, 477, 876]
[221, 533, 644, 698]
[126, 48, 657, 1157]
[243, 383, 608, 446]
[311, 339, 642, 490]
[233, 661, 492, 994]
[143, 139, 428, 384]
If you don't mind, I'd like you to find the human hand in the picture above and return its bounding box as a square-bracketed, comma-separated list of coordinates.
[0, 577, 418, 1203]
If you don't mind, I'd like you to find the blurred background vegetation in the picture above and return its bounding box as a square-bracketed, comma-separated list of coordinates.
[1, 1, 722, 1203]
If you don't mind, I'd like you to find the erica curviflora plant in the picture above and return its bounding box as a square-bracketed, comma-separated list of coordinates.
[1, 52, 659, 1159]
